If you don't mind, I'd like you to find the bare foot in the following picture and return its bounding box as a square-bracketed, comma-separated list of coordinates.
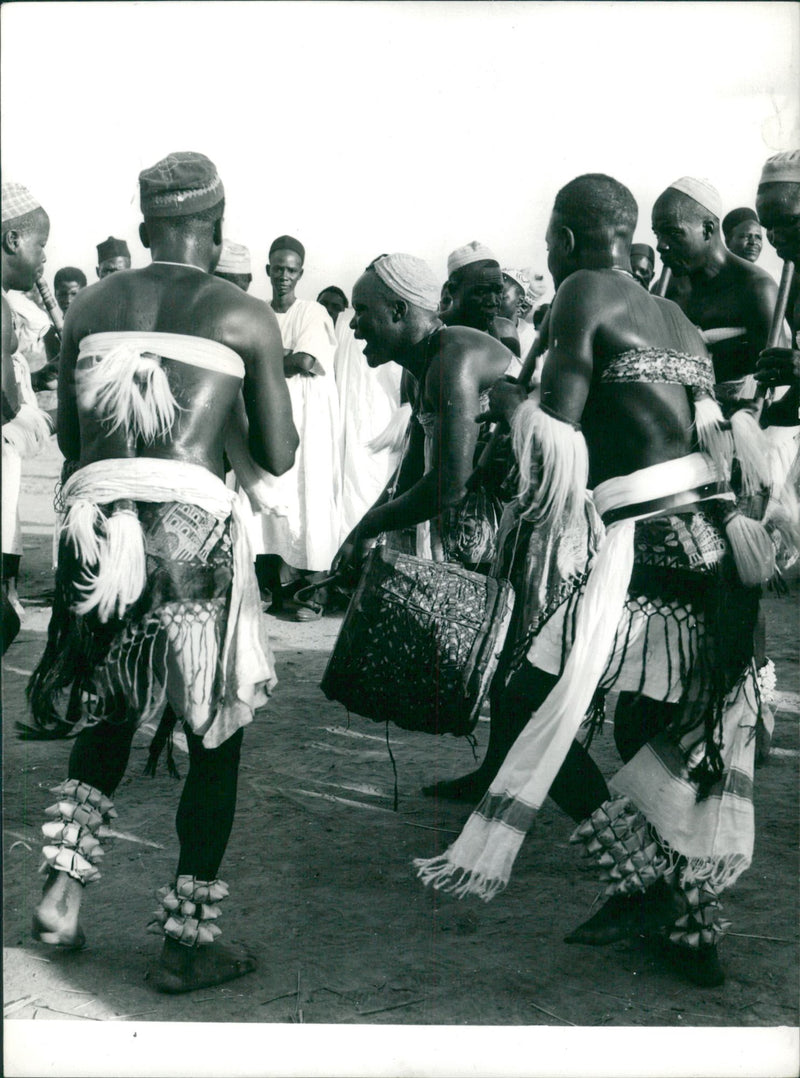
[421, 766, 494, 803]
[32, 871, 86, 950]
[150, 937, 257, 994]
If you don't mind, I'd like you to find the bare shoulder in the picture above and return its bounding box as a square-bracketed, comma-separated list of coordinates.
[726, 255, 778, 293]
[550, 269, 617, 325]
[437, 325, 510, 383]
[208, 281, 282, 356]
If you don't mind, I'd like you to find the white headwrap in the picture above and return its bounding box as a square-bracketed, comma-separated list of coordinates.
[759, 150, 800, 186]
[447, 241, 498, 278]
[370, 253, 440, 312]
[667, 177, 723, 220]
[216, 240, 251, 275]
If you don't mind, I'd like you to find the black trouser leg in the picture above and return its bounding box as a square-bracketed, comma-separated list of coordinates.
[67, 714, 136, 797]
[495, 663, 610, 821]
[176, 728, 243, 880]
[613, 692, 675, 764]
[2, 554, 22, 655]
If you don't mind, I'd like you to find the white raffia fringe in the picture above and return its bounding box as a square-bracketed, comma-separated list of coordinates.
[723, 512, 776, 586]
[79, 345, 179, 444]
[415, 520, 636, 899]
[730, 409, 771, 496]
[62, 500, 104, 565]
[1, 402, 53, 457]
[511, 402, 588, 532]
[74, 509, 147, 622]
[367, 402, 412, 454]
[692, 395, 733, 481]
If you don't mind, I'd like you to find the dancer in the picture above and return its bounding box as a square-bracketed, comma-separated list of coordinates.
[26, 152, 297, 993]
[417, 174, 775, 987]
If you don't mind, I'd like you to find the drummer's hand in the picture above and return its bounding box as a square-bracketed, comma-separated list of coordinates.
[332, 529, 372, 582]
[756, 347, 800, 387]
[476, 377, 528, 425]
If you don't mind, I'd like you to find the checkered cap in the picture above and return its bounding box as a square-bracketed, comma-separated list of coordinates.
[2, 182, 42, 226]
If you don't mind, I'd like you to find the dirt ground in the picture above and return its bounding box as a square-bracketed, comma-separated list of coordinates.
[3, 443, 799, 1074]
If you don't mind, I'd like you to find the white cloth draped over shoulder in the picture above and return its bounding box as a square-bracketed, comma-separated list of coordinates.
[243, 299, 341, 571]
[2, 291, 54, 558]
[334, 308, 405, 542]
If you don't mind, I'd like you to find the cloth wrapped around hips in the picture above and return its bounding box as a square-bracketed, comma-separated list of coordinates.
[27, 333, 276, 750]
[415, 347, 779, 904]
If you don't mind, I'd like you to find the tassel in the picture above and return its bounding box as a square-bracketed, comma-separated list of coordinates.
[80, 345, 178, 444]
[1, 402, 53, 457]
[367, 402, 412, 454]
[511, 402, 588, 531]
[62, 500, 104, 565]
[691, 394, 732, 481]
[730, 410, 771, 497]
[722, 508, 776, 586]
[74, 502, 146, 622]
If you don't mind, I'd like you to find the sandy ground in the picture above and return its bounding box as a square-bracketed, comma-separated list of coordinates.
[3, 439, 799, 1076]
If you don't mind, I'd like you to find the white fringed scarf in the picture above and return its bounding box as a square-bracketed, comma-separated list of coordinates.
[415, 446, 733, 901]
[59, 457, 273, 748]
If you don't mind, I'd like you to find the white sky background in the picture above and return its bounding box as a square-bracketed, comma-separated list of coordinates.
[2, 0, 799, 305]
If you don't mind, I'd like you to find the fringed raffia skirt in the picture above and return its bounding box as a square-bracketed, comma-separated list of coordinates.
[28, 501, 236, 751]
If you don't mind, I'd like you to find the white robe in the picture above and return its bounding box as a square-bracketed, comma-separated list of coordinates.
[247, 299, 340, 571]
[2, 293, 54, 558]
[334, 309, 404, 541]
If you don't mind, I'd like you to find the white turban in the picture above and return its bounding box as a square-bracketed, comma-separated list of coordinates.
[2, 181, 42, 226]
[447, 241, 498, 278]
[667, 177, 722, 220]
[759, 150, 800, 186]
[370, 253, 441, 313]
[216, 239, 251, 274]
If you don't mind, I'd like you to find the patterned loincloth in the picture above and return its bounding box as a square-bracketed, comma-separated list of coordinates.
[529, 503, 759, 773]
[28, 498, 268, 747]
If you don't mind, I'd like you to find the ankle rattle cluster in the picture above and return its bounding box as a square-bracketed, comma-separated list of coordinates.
[41, 780, 117, 884]
[150, 875, 229, 946]
[570, 795, 669, 896]
[668, 880, 731, 949]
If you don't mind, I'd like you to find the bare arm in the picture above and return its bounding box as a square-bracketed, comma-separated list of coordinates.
[237, 302, 299, 475]
[357, 345, 483, 538]
[539, 274, 598, 425]
[284, 351, 322, 377]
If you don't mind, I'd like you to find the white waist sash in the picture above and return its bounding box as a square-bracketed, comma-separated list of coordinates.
[61, 457, 271, 748]
[415, 452, 733, 900]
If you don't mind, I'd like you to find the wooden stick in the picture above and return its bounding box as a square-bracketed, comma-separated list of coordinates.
[753, 259, 796, 401]
[36, 279, 64, 335]
[653, 266, 672, 297]
[357, 997, 426, 1018]
[728, 931, 794, 943]
[529, 1001, 577, 1027]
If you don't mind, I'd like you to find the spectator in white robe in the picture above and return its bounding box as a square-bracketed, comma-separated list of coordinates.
[334, 306, 406, 542]
[247, 235, 340, 616]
